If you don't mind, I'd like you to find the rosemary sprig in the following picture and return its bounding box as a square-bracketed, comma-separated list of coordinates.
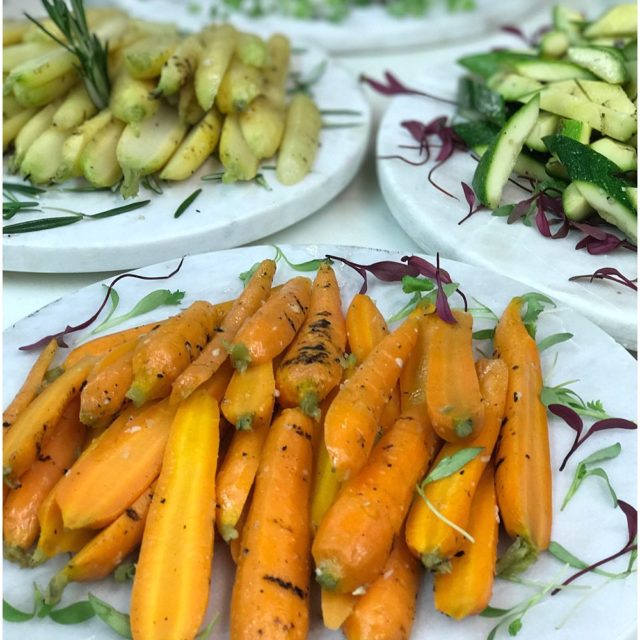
[174, 188, 202, 218]
[25, 0, 110, 109]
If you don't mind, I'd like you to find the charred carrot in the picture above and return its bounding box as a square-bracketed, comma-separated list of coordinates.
[79, 339, 135, 427]
[276, 263, 347, 418]
[230, 408, 315, 640]
[171, 259, 276, 402]
[131, 390, 220, 640]
[3, 338, 57, 430]
[493, 297, 552, 570]
[433, 462, 499, 619]
[405, 358, 508, 571]
[55, 400, 177, 530]
[3, 356, 96, 485]
[342, 532, 421, 640]
[313, 407, 433, 593]
[45, 481, 156, 606]
[126, 300, 219, 406]
[424, 310, 485, 442]
[3, 396, 85, 554]
[323, 316, 419, 480]
[221, 360, 275, 431]
[229, 276, 312, 372]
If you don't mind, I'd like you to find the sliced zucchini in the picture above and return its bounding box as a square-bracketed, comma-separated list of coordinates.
[472, 94, 540, 209]
[574, 180, 637, 243]
[487, 72, 543, 101]
[553, 5, 585, 43]
[512, 59, 595, 82]
[627, 187, 638, 210]
[457, 77, 506, 126]
[544, 79, 636, 114]
[546, 157, 568, 181]
[453, 120, 499, 151]
[590, 138, 637, 171]
[567, 46, 629, 84]
[539, 30, 570, 58]
[563, 181, 594, 221]
[525, 112, 559, 152]
[457, 51, 537, 79]
[558, 118, 591, 144]
[514, 153, 549, 182]
[622, 39, 637, 61]
[583, 4, 637, 39]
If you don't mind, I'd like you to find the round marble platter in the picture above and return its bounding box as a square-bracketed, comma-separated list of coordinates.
[3, 245, 637, 640]
[3, 47, 370, 273]
[375, 37, 637, 350]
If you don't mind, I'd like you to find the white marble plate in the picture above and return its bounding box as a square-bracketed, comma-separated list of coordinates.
[3, 245, 637, 640]
[111, 0, 545, 54]
[3, 48, 370, 274]
[375, 36, 638, 350]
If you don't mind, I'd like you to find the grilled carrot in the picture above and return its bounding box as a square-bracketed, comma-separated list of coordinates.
[424, 310, 485, 442]
[313, 407, 433, 593]
[170, 259, 276, 402]
[216, 413, 272, 542]
[405, 358, 508, 571]
[345, 293, 388, 363]
[322, 590, 357, 630]
[323, 316, 419, 480]
[55, 400, 177, 530]
[229, 276, 312, 372]
[63, 321, 160, 368]
[45, 481, 155, 606]
[3, 397, 84, 553]
[433, 462, 499, 619]
[493, 297, 552, 569]
[79, 339, 135, 427]
[230, 408, 315, 640]
[3, 356, 96, 485]
[131, 390, 220, 640]
[221, 360, 275, 431]
[276, 263, 346, 418]
[3, 338, 57, 430]
[342, 532, 421, 640]
[126, 300, 221, 406]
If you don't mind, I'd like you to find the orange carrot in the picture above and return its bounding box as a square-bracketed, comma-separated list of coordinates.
[3, 396, 85, 553]
[345, 294, 388, 363]
[229, 276, 312, 371]
[276, 263, 347, 418]
[322, 590, 357, 630]
[3, 338, 58, 430]
[170, 259, 276, 403]
[55, 400, 177, 530]
[324, 316, 419, 480]
[493, 297, 552, 570]
[230, 408, 315, 640]
[405, 358, 508, 571]
[45, 481, 156, 606]
[313, 408, 434, 593]
[342, 532, 421, 640]
[424, 310, 485, 442]
[433, 462, 499, 619]
[131, 391, 220, 640]
[3, 356, 96, 485]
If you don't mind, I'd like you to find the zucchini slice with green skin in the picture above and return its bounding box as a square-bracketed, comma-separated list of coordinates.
[472, 94, 540, 209]
[553, 5, 585, 43]
[563, 182, 594, 222]
[558, 118, 591, 144]
[487, 72, 543, 101]
[511, 59, 595, 82]
[539, 30, 570, 58]
[457, 51, 537, 80]
[590, 138, 637, 171]
[567, 46, 629, 84]
[525, 112, 560, 152]
[583, 4, 638, 39]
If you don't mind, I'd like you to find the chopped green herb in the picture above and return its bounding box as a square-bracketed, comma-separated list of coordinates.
[537, 332, 573, 353]
[541, 381, 610, 420]
[174, 189, 202, 218]
[88, 593, 132, 638]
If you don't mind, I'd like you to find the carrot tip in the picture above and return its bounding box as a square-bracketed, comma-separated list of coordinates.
[228, 343, 251, 373]
[235, 414, 254, 431]
[220, 524, 239, 543]
[44, 366, 64, 384]
[421, 553, 451, 574]
[454, 418, 473, 438]
[29, 548, 48, 568]
[300, 390, 320, 421]
[315, 565, 340, 591]
[496, 536, 539, 577]
[3, 543, 32, 568]
[44, 572, 69, 606]
[125, 385, 148, 408]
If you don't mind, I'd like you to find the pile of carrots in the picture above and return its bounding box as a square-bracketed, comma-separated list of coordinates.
[2, 257, 552, 639]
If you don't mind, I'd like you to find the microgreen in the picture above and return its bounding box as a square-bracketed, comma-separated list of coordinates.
[548, 402, 636, 471]
[49, 601, 96, 624]
[88, 593, 131, 638]
[239, 261, 260, 286]
[422, 447, 484, 484]
[19, 257, 185, 351]
[458, 181, 484, 224]
[551, 500, 637, 595]
[273, 246, 328, 271]
[3, 182, 46, 197]
[541, 381, 611, 421]
[114, 562, 136, 583]
[141, 174, 163, 195]
[547, 541, 630, 579]
[561, 443, 621, 510]
[25, 0, 111, 109]
[174, 188, 202, 219]
[517, 292, 555, 339]
[537, 332, 573, 353]
[3, 599, 34, 622]
[359, 71, 457, 105]
[570, 267, 637, 291]
[90, 288, 185, 335]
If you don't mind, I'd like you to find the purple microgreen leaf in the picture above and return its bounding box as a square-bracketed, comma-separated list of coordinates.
[583, 417, 638, 442]
[569, 267, 638, 291]
[402, 254, 450, 283]
[548, 403, 584, 471]
[458, 181, 484, 224]
[359, 71, 457, 105]
[325, 254, 370, 293]
[434, 253, 457, 324]
[507, 196, 536, 224]
[618, 500, 638, 546]
[19, 257, 185, 351]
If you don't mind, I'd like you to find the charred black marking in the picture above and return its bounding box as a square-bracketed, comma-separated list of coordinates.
[454, 550, 465, 558]
[262, 575, 307, 600]
[525, 453, 531, 459]
[501, 417, 508, 427]
[290, 423, 312, 440]
[512, 365, 519, 370]
[292, 295, 308, 313]
[284, 312, 297, 333]
[513, 392, 519, 402]
[157, 373, 165, 379]
[126, 508, 141, 521]
[283, 343, 330, 366]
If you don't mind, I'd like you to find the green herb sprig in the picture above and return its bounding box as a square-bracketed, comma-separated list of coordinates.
[25, 0, 111, 109]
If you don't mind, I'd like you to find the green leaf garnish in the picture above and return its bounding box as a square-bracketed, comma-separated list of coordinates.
[473, 328, 495, 341]
[481, 605, 513, 618]
[518, 292, 555, 339]
[3, 599, 34, 622]
[239, 261, 260, 286]
[49, 600, 96, 624]
[174, 189, 202, 219]
[88, 593, 132, 638]
[254, 174, 272, 191]
[422, 447, 484, 485]
[3, 182, 46, 197]
[415, 487, 475, 546]
[541, 380, 610, 420]
[273, 245, 329, 272]
[114, 561, 136, 583]
[537, 332, 573, 352]
[561, 443, 621, 510]
[90, 289, 185, 335]
[547, 541, 630, 579]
